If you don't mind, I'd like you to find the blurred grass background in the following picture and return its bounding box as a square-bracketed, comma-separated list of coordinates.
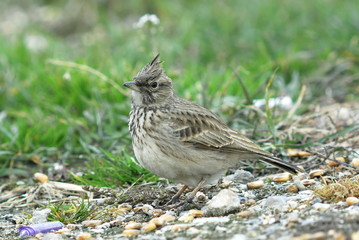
[0, 0, 358, 185]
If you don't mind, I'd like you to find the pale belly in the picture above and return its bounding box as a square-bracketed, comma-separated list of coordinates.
[132, 133, 228, 187]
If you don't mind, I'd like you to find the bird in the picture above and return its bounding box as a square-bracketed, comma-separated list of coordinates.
[123, 54, 303, 205]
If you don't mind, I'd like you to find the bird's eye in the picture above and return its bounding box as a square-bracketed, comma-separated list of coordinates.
[151, 82, 158, 88]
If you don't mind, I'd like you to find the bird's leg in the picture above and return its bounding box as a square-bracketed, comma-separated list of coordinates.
[165, 185, 188, 206]
[187, 178, 206, 200]
[165, 179, 206, 209]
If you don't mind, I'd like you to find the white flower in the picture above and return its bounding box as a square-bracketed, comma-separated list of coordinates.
[253, 96, 293, 110]
[134, 14, 160, 28]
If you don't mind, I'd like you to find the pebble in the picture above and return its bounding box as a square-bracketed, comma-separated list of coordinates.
[352, 231, 359, 240]
[346, 197, 359, 206]
[287, 149, 311, 157]
[351, 158, 359, 167]
[292, 231, 326, 240]
[159, 214, 176, 223]
[220, 178, 232, 188]
[149, 217, 164, 227]
[263, 196, 288, 212]
[172, 224, 190, 232]
[34, 172, 49, 183]
[287, 185, 299, 193]
[300, 179, 316, 186]
[195, 191, 207, 201]
[29, 209, 51, 224]
[178, 214, 194, 222]
[309, 169, 326, 178]
[149, 209, 163, 217]
[287, 212, 299, 223]
[223, 170, 255, 183]
[326, 157, 345, 167]
[312, 203, 330, 212]
[82, 220, 103, 227]
[125, 221, 142, 230]
[122, 229, 140, 237]
[187, 227, 201, 235]
[142, 204, 154, 213]
[247, 180, 264, 189]
[192, 216, 230, 224]
[118, 203, 132, 211]
[245, 199, 256, 206]
[43, 233, 64, 240]
[236, 210, 252, 218]
[189, 209, 203, 217]
[76, 232, 92, 240]
[142, 222, 157, 233]
[202, 189, 242, 216]
[273, 172, 292, 182]
[328, 229, 346, 240]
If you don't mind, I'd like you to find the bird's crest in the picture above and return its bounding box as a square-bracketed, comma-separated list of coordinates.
[134, 54, 163, 82]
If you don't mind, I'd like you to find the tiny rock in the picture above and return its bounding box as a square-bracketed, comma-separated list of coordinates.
[189, 209, 203, 217]
[178, 214, 194, 222]
[172, 224, 190, 232]
[150, 209, 163, 217]
[352, 231, 359, 240]
[76, 232, 92, 240]
[34, 172, 49, 183]
[326, 157, 345, 167]
[122, 229, 140, 237]
[118, 203, 132, 211]
[220, 178, 232, 188]
[245, 199, 256, 206]
[82, 220, 102, 227]
[351, 158, 359, 167]
[142, 222, 157, 233]
[309, 169, 325, 178]
[287, 149, 311, 157]
[313, 203, 331, 212]
[346, 197, 359, 206]
[125, 221, 142, 230]
[247, 180, 264, 189]
[301, 179, 316, 186]
[225, 170, 255, 183]
[187, 227, 201, 235]
[236, 210, 252, 218]
[142, 204, 154, 213]
[273, 172, 292, 182]
[287, 212, 299, 223]
[149, 217, 164, 227]
[159, 214, 176, 223]
[42, 233, 63, 240]
[202, 189, 242, 216]
[293, 231, 326, 240]
[287, 185, 299, 193]
[264, 196, 288, 212]
[195, 191, 207, 201]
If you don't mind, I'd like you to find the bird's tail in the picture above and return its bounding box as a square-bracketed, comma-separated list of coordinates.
[259, 154, 304, 174]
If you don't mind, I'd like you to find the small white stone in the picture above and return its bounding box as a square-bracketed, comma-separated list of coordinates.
[202, 189, 242, 216]
[313, 203, 331, 212]
[192, 217, 230, 225]
[263, 196, 288, 212]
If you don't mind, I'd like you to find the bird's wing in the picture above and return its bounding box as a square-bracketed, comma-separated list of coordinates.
[169, 101, 270, 156]
[168, 99, 304, 174]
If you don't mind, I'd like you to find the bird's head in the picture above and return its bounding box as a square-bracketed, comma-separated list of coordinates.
[123, 54, 174, 106]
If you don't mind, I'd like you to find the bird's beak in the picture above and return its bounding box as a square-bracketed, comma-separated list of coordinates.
[123, 81, 140, 92]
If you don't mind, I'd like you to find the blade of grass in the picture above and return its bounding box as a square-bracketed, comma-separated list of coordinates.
[47, 59, 128, 96]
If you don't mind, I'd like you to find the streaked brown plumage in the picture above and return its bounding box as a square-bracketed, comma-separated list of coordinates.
[123, 54, 303, 203]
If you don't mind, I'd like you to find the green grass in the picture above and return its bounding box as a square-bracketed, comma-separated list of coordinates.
[46, 199, 96, 224]
[0, 0, 358, 184]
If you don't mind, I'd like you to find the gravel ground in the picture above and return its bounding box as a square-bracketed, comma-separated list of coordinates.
[1, 169, 359, 240]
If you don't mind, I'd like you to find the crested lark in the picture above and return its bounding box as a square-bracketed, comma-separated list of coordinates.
[123, 54, 303, 204]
